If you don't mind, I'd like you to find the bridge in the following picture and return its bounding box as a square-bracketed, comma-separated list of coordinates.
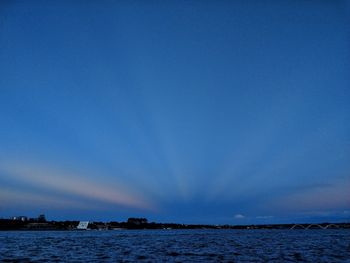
[290, 224, 340, 230]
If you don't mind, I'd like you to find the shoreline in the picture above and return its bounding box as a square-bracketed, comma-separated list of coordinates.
[1, 219, 349, 231]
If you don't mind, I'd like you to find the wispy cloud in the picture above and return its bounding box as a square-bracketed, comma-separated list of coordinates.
[0, 161, 155, 211]
[271, 179, 350, 212]
[0, 188, 95, 210]
[234, 214, 245, 219]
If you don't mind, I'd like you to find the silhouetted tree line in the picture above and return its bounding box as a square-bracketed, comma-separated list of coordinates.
[1, 216, 349, 231]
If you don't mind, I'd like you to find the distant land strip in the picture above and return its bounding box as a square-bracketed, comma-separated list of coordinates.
[1, 216, 349, 231]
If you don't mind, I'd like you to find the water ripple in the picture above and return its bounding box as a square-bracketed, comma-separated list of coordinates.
[0, 229, 349, 262]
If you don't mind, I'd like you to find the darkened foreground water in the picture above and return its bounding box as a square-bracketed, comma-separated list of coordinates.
[1, 229, 349, 262]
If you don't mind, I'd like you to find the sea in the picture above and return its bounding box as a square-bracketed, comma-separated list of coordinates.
[1, 229, 349, 262]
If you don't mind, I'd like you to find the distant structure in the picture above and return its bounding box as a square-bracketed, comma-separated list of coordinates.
[77, 221, 89, 230]
[38, 214, 46, 222]
[127, 218, 148, 225]
[12, 216, 28, 222]
[290, 223, 340, 230]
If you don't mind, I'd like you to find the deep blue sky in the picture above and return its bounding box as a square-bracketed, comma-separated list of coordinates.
[0, 0, 349, 224]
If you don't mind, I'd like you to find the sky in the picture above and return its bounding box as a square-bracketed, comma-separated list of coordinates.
[0, 0, 349, 224]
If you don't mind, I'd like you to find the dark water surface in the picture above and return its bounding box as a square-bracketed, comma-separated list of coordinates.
[1, 229, 349, 262]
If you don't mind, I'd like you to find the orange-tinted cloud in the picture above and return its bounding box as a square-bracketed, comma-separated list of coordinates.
[0, 161, 155, 211]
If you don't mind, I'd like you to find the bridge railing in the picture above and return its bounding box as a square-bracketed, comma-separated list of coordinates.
[290, 224, 340, 230]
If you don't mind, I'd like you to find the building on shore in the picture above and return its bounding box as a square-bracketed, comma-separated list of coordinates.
[12, 216, 28, 222]
[77, 221, 89, 230]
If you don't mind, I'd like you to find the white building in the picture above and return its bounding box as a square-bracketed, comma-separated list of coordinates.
[77, 221, 89, 230]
